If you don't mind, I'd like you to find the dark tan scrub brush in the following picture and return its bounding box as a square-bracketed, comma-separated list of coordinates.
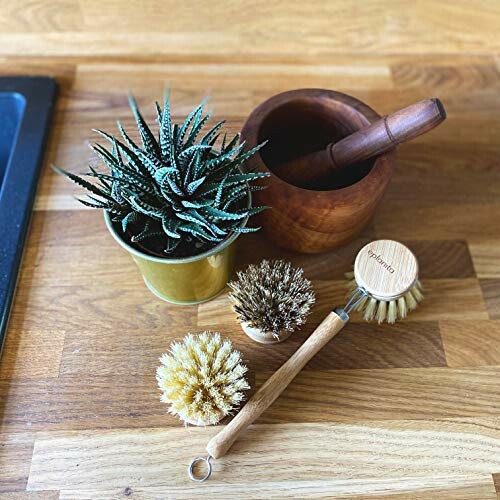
[228, 260, 315, 344]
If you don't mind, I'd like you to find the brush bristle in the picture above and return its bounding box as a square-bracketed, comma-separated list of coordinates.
[376, 300, 387, 323]
[156, 332, 249, 425]
[412, 282, 424, 302]
[364, 297, 378, 322]
[228, 260, 315, 337]
[397, 296, 407, 319]
[346, 274, 424, 324]
[388, 300, 397, 324]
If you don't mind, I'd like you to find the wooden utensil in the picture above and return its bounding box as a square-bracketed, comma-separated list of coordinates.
[273, 98, 446, 188]
[189, 240, 423, 481]
[241, 88, 397, 254]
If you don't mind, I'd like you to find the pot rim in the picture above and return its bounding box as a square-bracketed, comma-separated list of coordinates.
[103, 189, 251, 264]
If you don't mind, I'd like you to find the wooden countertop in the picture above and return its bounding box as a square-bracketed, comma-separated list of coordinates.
[1, 22, 500, 499]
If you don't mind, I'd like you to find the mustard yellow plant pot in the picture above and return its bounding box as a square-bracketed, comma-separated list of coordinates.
[104, 212, 239, 305]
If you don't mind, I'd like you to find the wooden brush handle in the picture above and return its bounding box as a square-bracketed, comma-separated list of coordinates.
[274, 98, 446, 187]
[206, 311, 348, 459]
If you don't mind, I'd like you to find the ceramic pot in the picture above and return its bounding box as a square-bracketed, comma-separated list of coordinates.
[104, 212, 240, 305]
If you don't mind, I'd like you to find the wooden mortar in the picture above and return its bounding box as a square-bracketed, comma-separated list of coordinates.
[241, 88, 396, 254]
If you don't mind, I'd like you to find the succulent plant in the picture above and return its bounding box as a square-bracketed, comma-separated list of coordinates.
[54, 92, 269, 256]
[157, 331, 249, 425]
[228, 260, 316, 338]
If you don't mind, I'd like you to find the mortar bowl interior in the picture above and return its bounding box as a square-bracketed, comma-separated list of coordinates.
[257, 96, 375, 190]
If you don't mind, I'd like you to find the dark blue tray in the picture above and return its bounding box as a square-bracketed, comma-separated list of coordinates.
[0, 77, 57, 356]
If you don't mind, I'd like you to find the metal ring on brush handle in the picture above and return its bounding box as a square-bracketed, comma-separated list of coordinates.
[188, 455, 213, 482]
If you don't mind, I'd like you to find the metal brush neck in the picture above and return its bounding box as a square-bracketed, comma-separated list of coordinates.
[346, 288, 368, 312]
[336, 287, 368, 320]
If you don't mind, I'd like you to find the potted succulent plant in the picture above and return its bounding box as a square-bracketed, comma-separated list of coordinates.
[54, 92, 269, 304]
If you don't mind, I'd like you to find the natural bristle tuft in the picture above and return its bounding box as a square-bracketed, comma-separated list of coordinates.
[345, 271, 424, 324]
[228, 260, 315, 338]
[376, 300, 387, 323]
[388, 300, 397, 324]
[157, 332, 249, 425]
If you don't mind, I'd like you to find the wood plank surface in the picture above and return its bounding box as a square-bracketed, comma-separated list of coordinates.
[26, 420, 500, 494]
[1, 1, 500, 498]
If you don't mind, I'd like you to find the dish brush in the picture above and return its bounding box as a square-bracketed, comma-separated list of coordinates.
[228, 260, 315, 344]
[189, 239, 424, 481]
[345, 242, 423, 323]
[157, 331, 249, 426]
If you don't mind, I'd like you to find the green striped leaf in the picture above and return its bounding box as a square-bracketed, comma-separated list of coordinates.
[128, 93, 161, 158]
[204, 206, 247, 221]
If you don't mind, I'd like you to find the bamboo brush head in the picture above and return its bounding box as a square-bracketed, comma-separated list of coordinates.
[346, 240, 423, 323]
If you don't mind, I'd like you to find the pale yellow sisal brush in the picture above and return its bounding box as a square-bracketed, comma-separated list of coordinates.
[188, 240, 423, 482]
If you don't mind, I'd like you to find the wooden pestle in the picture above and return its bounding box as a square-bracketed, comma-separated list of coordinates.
[273, 98, 446, 187]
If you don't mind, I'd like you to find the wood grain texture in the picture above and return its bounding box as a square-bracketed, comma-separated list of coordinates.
[198, 317, 447, 372]
[2, 1, 500, 56]
[0, 494, 58, 500]
[469, 240, 500, 278]
[0, 328, 65, 379]
[480, 279, 500, 319]
[440, 320, 500, 367]
[1, 2, 500, 497]
[254, 367, 500, 424]
[55, 479, 498, 500]
[0, 433, 35, 492]
[493, 473, 500, 497]
[26, 419, 500, 495]
[2, 367, 499, 434]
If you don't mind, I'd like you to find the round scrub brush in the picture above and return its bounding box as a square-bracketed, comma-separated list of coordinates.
[228, 260, 315, 344]
[156, 331, 249, 426]
[189, 239, 424, 481]
[345, 239, 424, 323]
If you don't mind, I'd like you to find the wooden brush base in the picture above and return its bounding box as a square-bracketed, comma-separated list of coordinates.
[241, 322, 293, 344]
